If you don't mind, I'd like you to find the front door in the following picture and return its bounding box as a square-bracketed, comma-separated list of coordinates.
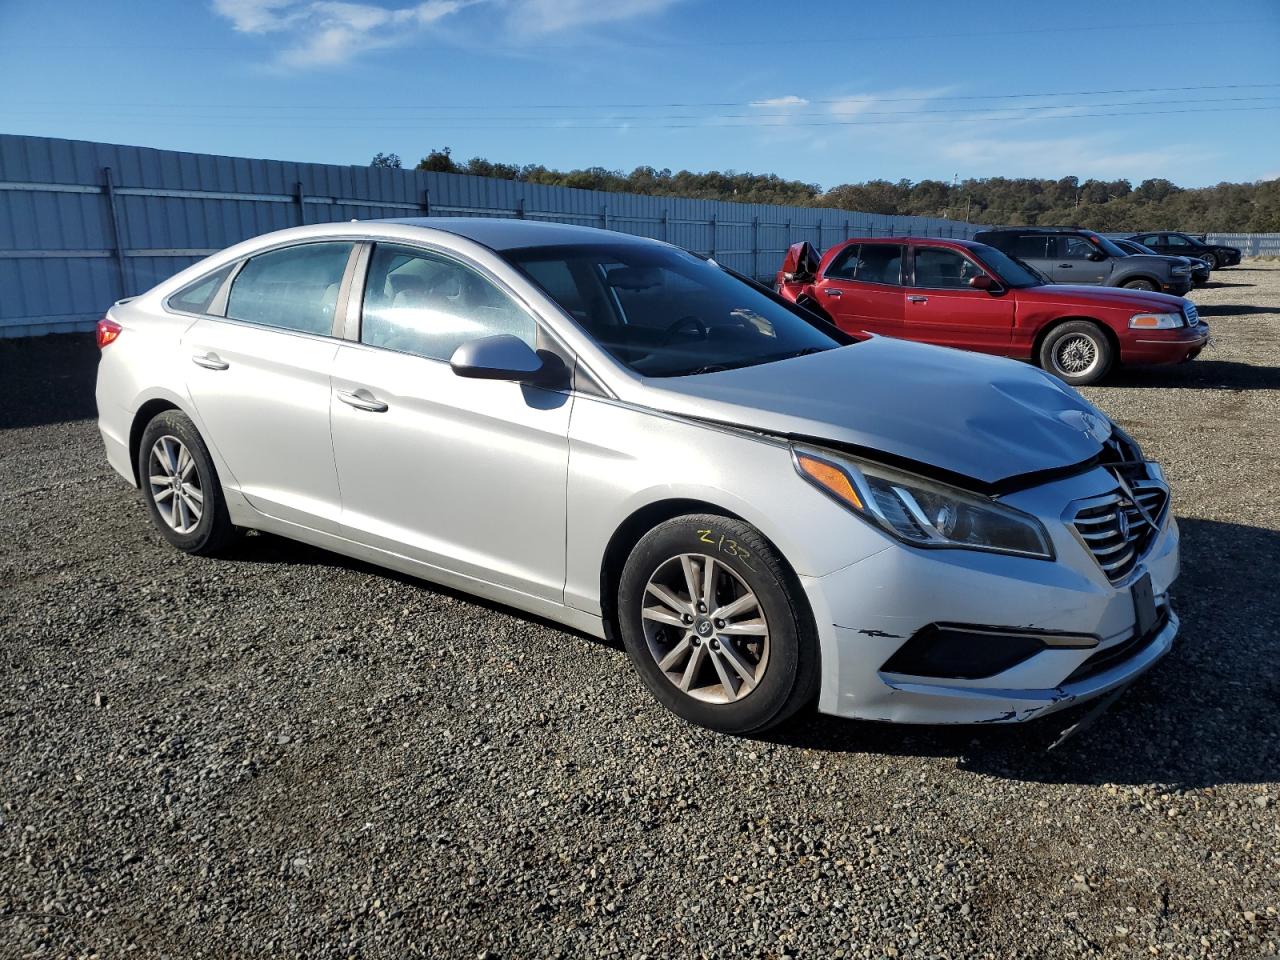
[181, 240, 355, 532]
[329, 242, 572, 604]
[1048, 235, 1112, 285]
[903, 245, 1014, 354]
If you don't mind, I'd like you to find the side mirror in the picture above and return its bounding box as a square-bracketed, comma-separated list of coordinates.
[1086, 250, 1106, 262]
[968, 275, 996, 290]
[450, 335, 564, 386]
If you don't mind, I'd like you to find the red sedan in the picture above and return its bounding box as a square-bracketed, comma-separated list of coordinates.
[776, 237, 1208, 385]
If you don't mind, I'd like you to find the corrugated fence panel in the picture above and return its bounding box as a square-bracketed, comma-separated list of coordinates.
[3, 132, 994, 337]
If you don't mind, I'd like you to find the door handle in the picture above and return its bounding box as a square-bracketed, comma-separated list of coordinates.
[191, 352, 229, 370]
[823, 289, 843, 298]
[1058, 263, 1073, 268]
[907, 295, 928, 303]
[337, 388, 388, 413]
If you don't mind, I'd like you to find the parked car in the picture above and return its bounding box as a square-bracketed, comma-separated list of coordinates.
[775, 237, 1207, 385]
[1127, 231, 1242, 270]
[1113, 237, 1210, 286]
[974, 228, 1193, 295]
[97, 219, 1182, 734]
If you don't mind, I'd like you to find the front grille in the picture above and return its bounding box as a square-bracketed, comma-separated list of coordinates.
[1183, 302, 1199, 327]
[1070, 482, 1169, 582]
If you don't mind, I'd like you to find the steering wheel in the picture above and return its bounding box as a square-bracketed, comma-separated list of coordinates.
[659, 315, 707, 346]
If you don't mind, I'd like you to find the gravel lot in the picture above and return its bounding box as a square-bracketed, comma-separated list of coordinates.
[2, 265, 1278, 959]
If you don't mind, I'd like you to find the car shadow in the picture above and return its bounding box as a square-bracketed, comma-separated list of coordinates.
[220, 517, 1278, 789]
[1193, 304, 1274, 317]
[0, 333, 100, 430]
[762, 517, 1280, 789]
[1103, 360, 1280, 391]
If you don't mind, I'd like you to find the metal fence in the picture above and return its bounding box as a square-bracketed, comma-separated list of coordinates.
[1202, 234, 1280, 256]
[0, 134, 981, 338]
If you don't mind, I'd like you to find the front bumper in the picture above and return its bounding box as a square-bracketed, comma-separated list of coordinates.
[1161, 278, 1194, 295]
[1123, 321, 1210, 365]
[803, 465, 1180, 724]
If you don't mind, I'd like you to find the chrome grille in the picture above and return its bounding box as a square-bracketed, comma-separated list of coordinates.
[1070, 482, 1169, 582]
[1183, 302, 1199, 327]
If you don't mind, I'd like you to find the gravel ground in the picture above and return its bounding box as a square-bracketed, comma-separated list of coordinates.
[1, 266, 1278, 960]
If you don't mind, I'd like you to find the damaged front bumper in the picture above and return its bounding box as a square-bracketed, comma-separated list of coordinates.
[801, 464, 1180, 724]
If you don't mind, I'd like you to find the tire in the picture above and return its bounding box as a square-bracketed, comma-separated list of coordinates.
[1202, 252, 1218, 270]
[138, 410, 236, 556]
[1038, 320, 1114, 386]
[617, 514, 820, 734]
[1122, 278, 1157, 291]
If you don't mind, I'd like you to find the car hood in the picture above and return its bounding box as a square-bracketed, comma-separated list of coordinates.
[640, 337, 1109, 486]
[1016, 284, 1186, 311]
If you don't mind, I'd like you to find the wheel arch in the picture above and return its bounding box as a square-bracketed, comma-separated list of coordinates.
[128, 395, 191, 484]
[1119, 274, 1161, 290]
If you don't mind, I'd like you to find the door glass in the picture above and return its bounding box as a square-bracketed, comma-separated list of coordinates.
[1164, 234, 1192, 248]
[824, 245, 861, 281]
[361, 244, 536, 361]
[1010, 236, 1051, 259]
[913, 248, 983, 288]
[1061, 236, 1098, 260]
[853, 244, 902, 284]
[226, 242, 354, 335]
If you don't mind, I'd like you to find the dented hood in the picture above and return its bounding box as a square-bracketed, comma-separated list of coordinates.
[641, 337, 1108, 485]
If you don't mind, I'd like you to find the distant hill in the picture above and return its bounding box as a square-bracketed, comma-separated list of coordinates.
[398, 148, 1280, 233]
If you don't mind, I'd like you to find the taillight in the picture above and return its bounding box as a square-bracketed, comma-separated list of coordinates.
[97, 317, 122, 349]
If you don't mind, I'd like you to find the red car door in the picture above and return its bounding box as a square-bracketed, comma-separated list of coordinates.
[813, 242, 905, 337]
[903, 245, 1014, 354]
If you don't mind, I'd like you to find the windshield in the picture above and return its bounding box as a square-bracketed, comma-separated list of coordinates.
[967, 242, 1046, 288]
[504, 243, 843, 377]
[1122, 240, 1157, 256]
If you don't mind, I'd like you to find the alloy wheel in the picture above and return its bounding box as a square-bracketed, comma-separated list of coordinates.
[1053, 333, 1100, 378]
[640, 553, 769, 703]
[147, 435, 204, 534]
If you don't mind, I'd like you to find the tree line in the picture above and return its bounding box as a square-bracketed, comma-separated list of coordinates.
[368, 150, 1280, 232]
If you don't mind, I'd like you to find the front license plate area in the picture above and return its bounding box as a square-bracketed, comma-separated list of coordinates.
[1131, 572, 1157, 638]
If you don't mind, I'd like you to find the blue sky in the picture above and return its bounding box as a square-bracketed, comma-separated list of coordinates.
[1, 0, 1278, 188]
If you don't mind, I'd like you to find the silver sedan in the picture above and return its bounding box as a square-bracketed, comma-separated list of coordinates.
[96, 219, 1181, 733]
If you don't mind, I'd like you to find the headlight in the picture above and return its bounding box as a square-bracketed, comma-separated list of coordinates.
[1171, 266, 1191, 276]
[1129, 312, 1184, 329]
[792, 447, 1054, 560]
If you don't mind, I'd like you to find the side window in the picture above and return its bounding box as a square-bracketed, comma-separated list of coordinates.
[1010, 235, 1051, 259]
[854, 244, 903, 284]
[1134, 234, 1157, 246]
[913, 248, 983, 289]
[361, 244, 536, 361]
[1061, 236, 1099, 260]
[225, 242, 353, 335]
[1165, 234, 1192, 248]
[825, 245, 861, 281]
[167, 264, 233, 315]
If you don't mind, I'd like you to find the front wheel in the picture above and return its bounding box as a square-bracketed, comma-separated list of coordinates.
[1039, 321, 1114, 386]
[1202, 252, 1219, 270]
[1122, 278, 1157, 291]
[617, 515, 820, 734]
[138, 410, 236, 556]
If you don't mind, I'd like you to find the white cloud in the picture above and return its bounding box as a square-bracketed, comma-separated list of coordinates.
[749, 95, 809, 109]
[504, 0, 680, 35]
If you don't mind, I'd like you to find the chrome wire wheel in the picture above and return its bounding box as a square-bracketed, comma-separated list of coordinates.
[1052, 333, 1101, 378]
[147, 435, 204, 535]
[640, 553, 770, 704]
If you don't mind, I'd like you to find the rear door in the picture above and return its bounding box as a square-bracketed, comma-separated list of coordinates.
[813, 242, 905, 336]
[181, 240, 356, 533]
[1135, 233, 1170, 255]
[903, 245, 1013, 354]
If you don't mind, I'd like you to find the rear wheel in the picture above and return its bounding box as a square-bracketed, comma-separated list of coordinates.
[617, 515, 819, 734]
[138, 410, 236, 556]
[1202, 252, 1219, 270]
[1038, 320, 1114, 386]
[1123, 278, 1157, 291]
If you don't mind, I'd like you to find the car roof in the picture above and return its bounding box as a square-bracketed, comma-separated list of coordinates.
[839, 237, 989, 250]
[974, 227, 1092, 235]
[370, 216, 654, 251]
